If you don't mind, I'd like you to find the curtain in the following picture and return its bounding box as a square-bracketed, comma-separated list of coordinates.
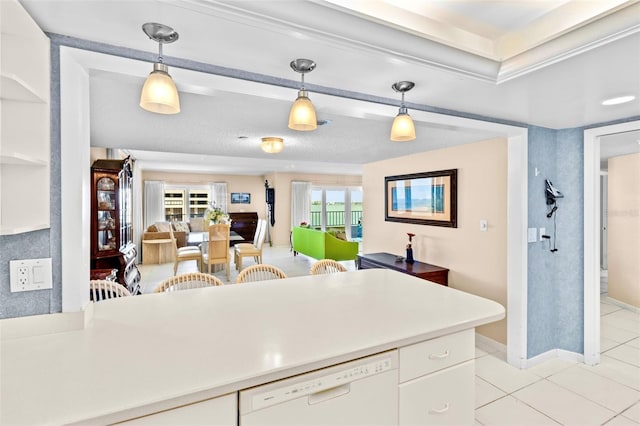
[144, 180, 165, 229]
[291, 181, 311, 229]
[210, 182, 228, 212]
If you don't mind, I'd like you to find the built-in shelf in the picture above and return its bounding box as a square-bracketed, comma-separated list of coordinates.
[0, 152, 48, 166]
[0, 0, 51, 236]
[0, 73, 47, 103]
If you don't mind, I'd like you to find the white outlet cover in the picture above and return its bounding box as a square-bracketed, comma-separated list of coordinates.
[9, 258, 53, 292]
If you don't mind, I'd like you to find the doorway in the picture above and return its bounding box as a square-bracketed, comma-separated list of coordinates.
[583, 120, 640, 365]
[311, 187, 363, 240]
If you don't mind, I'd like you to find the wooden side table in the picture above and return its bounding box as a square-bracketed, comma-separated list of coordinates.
[142, 239, 174, 264]
[357, 252, 449, 286]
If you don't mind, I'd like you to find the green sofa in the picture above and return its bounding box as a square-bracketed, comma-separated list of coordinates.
[292, 226, 359, 261]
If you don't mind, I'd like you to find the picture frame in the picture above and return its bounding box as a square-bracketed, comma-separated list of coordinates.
[230, 192, 251, 204]
[385, 169, 457, 227]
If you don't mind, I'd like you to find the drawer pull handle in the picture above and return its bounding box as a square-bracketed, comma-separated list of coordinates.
[429, 403, 450, 414]
[428, 350, 450, 360]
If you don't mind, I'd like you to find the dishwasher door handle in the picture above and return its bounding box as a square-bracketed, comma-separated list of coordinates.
[308, 383, 351, 405]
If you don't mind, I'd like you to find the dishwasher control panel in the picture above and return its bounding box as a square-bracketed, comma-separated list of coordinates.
[242, 350, 398, 412]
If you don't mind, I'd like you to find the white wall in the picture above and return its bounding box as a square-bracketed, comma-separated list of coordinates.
[607, 153, 640, 307]
[61, 47, 91, 312]
[363, 138, 509, 343]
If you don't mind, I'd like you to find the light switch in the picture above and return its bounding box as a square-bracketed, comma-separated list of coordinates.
[32, 266, 45, 283]
[527, 228, 537, 243]
[480, 220, 488, 232]
[539, 228, 546, 240]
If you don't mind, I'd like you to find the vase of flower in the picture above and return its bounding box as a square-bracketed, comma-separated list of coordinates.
[205, 205, 230, 225]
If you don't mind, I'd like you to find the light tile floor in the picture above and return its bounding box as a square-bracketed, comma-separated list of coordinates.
[476, 296, 640, 426]
[138, 247, 640, 425]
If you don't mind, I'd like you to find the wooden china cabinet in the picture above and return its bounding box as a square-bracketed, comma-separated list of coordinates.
[90, 156, 141, 295]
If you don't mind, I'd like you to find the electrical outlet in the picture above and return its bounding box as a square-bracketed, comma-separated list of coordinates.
[10, 258, 52, 292]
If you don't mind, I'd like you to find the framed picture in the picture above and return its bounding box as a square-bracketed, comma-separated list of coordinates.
[385, 169, 457, 227]
[230, 192, 251, 204]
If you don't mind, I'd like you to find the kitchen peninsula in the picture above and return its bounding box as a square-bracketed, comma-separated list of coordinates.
[0, 269, 504, 425]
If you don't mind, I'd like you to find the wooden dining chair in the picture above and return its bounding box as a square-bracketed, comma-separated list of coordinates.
[170, 225, 202, 275]
[235, 264, 287, 284]
[202, 223, 231, 281]
[310, 259, 348, 275]
[154, 272, 225, 292]
[89, 280, 132, 302]
[234, 219, 267, 271]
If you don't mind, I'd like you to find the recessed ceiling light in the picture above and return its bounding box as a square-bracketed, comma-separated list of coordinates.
[601, 95, 636, 106]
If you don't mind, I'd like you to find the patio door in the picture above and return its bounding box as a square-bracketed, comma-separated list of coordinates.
[311, 187, 362, 240]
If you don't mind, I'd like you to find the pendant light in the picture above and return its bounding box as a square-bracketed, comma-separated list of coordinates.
[390, 81, 416, 142]
[140, 22, 180, 115]
[288, 59, 317, 131]
[261, 137, 284, 154]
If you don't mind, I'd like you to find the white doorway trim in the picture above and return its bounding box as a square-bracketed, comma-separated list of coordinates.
[583, 119, 640, 366]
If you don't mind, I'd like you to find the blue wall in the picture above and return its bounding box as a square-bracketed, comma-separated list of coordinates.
[527, 126, 584, 358]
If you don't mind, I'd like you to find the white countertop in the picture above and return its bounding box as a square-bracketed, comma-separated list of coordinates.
[0, 269, 504, 425]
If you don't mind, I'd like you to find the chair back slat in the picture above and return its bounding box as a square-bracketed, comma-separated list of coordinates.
[255, 220, 268, 250]
[236, 264, 287, 284]
[154, 272, 224, 292]
[208, 224, 230, 260]
[310, 259, 348, 275]
[252, 219, 264, 246]
[89, 280, 132, 301]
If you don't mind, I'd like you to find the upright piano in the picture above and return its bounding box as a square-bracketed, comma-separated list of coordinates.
[229, 212, 259, 244]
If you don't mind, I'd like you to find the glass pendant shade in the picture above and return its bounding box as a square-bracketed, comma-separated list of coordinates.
[390, 110, 416, 142]
[261, 137, 284, 154]
[288, 90, 317, 131]
[139, 63, 180, 115]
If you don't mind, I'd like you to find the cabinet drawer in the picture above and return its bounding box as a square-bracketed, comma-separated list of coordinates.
[399, 360, 474, 426]
[399, 329, 473, 382]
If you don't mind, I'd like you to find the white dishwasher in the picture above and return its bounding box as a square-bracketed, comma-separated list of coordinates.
[239, 350, 399, 426]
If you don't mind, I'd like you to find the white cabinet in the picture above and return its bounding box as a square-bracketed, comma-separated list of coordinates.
[117, 393, 237, 425]
[0, 0, 50, 235]
[399, 361, 474, 425]
[398, 329, 475, 425]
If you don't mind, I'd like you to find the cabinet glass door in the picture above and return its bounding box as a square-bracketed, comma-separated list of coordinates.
[96, 177, 117, 251]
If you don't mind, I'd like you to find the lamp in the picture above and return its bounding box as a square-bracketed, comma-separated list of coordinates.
[390, 81, 416, 142]
[140, 22, 180, 115]
[288, 59, 317, 131]
[261, 137, 284, 154]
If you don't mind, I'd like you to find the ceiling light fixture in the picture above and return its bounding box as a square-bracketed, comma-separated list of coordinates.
[601, 95, 635, 106]
[390, 81, 416, 142]
[261, 137, 284, 154]
[139, 22, 180, 115]
[288, 59, 317, 131]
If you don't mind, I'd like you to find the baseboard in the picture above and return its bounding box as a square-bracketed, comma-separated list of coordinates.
[475, 333, 586, 369]
[523, 348, 585, 368]
[475, 332, 507, 353]
[603, 296, 640, 314]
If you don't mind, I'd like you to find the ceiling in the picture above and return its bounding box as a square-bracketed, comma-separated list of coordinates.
[21, 0, 640, 175]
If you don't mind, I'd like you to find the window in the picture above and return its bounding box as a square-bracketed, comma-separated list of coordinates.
[164, 186, 210, 221]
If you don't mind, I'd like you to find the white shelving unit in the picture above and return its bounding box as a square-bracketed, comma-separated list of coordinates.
[0, 0, 51, 235]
